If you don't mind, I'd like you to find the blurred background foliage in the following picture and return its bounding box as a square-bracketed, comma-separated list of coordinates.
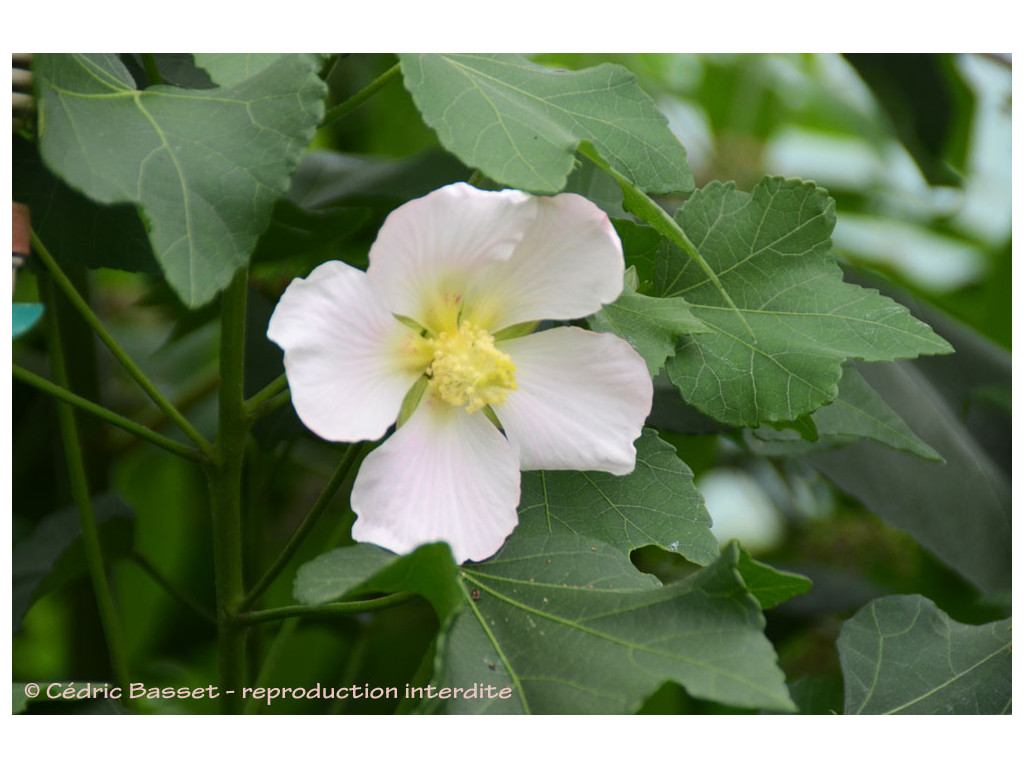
[12, 53, 1010, 714]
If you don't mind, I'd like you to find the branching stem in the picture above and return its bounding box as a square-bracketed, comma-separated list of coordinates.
[238, 442, 364, 612]
[243, 372, 290, 421]
[30, 230, 214, 455]
[13, 364, 201, 462]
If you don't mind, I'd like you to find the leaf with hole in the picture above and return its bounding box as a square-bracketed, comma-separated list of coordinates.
[435, 537, 795, 714]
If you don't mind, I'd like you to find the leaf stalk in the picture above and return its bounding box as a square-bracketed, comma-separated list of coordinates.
[236, 592, 415, 626]
[576, 144, 755, 340]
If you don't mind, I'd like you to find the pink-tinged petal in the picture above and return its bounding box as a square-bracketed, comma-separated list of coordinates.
[268, 260, 426, 442]
[366, 183, 536, 333]
[465, 193, 625, 331]
[494, 327, 652, 475]
[351, 397, 521, 564]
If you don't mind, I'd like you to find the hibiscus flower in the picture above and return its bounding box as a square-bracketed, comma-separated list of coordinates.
[268, 183, 652, 563]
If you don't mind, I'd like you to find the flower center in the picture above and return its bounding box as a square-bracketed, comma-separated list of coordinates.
[426, 322, 516, 413]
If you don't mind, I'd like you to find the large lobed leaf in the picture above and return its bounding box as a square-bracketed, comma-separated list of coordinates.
[838, 595, 1011, 714]
[34, 53, 325, 307]
[399, 53, 692, 195]
[516, 428, 719, 566]
[655, 177, 952, 426]
[437, 538, 795, 714]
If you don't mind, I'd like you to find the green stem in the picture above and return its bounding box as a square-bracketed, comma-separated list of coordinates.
[236, 592, 415, 626]
[140, 53, 164, 86]
[131, 553, 216, 626]
[576, 143, 756, 340]
[40, 277, 133, 700]
[13, 364, 202, 462]
[238, 442, 364, 612]
[30, 230, 214, 455]
[243, 372, 290, 421]
[206, 269, 251, 713]
[320, 62, 401, 128]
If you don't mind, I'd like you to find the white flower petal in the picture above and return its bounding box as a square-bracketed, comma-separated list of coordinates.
[366, 183, 535, 333]
[351, 397, 521, 563]
[465, 193, 625, 331]
[267, 260, 425, 442]
[494, 327, 652, 475]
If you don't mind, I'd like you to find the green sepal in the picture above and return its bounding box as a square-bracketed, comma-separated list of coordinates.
[492, 321, 539, 342]
[395, 375, 429, 428]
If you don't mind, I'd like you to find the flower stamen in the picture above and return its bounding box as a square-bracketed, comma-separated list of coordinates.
[427, 321, 516, 413]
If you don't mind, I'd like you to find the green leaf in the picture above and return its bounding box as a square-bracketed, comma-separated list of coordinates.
[12, 304, 44, 339]
[587, 284, 708, 376]
[13, 493, 135, 632]
[838, 595, 1011, 714]
[436, 537, 795, 714]
[750, 364, 942, 461]
[399, 53, 692, 194]
[293, 543, 397, 605]
[35, 53, 326, 306]
[193, 53, 321, 87]
[294, 542, 463, 619]
[516, 429, 719, 565]
[287, 148, 471, 210]
[808, 360, 1010, 594]
[656, 177, 953, 426]
[735, 547, 812, 610]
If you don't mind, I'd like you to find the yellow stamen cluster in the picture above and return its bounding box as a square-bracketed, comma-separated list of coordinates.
[427, 321, 516, 413]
